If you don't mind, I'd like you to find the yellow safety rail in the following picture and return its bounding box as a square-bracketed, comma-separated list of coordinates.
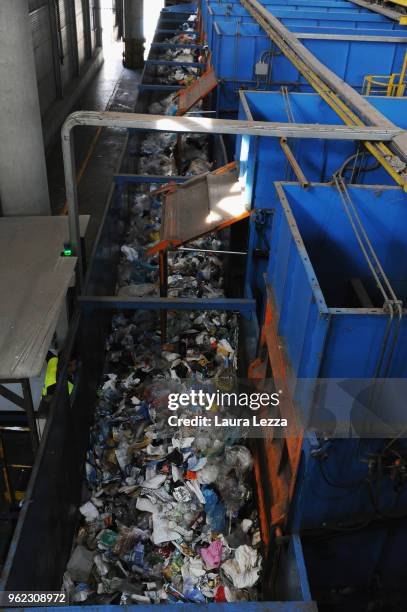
[363, 51, 407, 97]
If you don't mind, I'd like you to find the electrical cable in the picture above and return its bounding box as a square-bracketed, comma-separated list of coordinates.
[318, 458, 367, 489]
[314, 440, 407, 539]
[334, 151, 381, 181]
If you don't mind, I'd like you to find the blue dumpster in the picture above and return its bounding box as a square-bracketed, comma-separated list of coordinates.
[209, 14, 407, 112]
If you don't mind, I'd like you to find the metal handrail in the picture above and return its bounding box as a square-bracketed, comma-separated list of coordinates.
[61, 110, 405, 288]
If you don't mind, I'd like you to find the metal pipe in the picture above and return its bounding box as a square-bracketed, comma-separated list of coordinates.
[178, 248, 247, 255]
[159, 250, 168, 345]
[78, 295, 256, 314]
[279, 138, 310, 188]
[296, 33, 407, 43]
[61, 110, 405, 284]
[62, 111, 401, 141]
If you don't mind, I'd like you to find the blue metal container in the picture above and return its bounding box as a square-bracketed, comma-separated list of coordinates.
[210, 18, 407, 112]
[238, 91, 407, 197]
[250, 181, 407, 558]
[201, 0, 381, 27]
[237, 92, 407, 334]
[204, 5, 394, 50]
[266, 183, 407, 378]
[201, 0, 401, 33]
[205, 7, 396, 51]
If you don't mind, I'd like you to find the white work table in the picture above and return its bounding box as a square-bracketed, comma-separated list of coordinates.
[0, 215, 89, 451]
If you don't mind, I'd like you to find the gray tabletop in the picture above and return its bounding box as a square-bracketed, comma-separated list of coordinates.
[0, 215, 89, 379]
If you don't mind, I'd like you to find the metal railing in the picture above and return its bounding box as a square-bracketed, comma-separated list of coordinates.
[363, 73, 407, 97]
[362, 50, 407, 97]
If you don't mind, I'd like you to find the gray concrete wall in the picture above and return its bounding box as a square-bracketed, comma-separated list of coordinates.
[0, 0, 104, 215]
[0, 0, 50, 215]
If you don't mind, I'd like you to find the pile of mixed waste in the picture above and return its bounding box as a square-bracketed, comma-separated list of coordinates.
[153, 16, 204, 86]
[63, 13, 262, 605]
[64, 310, 261, 605]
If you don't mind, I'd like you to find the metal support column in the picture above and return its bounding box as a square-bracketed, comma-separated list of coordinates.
[123, 0, 144, 68]
[83, 0, 93, 60]
[69, 0, 80, 76]
[159, 250, 168, 345]
[0, 0, 50, 216]
[48, 0, 64, 99]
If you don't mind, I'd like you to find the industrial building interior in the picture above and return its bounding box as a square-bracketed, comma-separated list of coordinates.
[0, 0, 407, 610]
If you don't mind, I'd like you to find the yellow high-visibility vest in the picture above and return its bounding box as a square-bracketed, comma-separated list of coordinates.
[42, 357, 73, 397]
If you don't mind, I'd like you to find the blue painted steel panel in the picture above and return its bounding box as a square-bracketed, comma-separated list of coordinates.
[207, 10, 407, 111]
[205, 6, 394, 49]
[268, 183, 407, 379]
[292, 436, 407, 529]
[237, 91, 407, 246]
[201, 0, 397, 33]
[302, 35, 407, 90]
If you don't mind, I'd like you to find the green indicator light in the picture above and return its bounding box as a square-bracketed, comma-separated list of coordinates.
[63, 247, 72, 257]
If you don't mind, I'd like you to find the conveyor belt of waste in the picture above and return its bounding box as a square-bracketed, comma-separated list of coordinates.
[62, 12, 263, 606]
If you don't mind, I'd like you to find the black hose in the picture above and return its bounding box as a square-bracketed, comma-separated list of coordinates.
[318, 458, 367, 489]
[334, 151, 381, 181]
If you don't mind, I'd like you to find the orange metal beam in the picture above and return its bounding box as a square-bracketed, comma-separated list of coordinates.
[248, 295, 304, 533]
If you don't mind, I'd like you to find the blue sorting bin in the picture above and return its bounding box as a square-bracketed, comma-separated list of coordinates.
[238, 91, 407, 308]
[267, 183, 407, 378]
[238, 90, 407, 199]
[257, 182, 407, 541]
[201, 0, 379, 26]
[208, 13, 407, 111]
[204, 5, 395, 50]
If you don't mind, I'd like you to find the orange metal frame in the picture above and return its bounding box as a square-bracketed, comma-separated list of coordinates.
[249, 293, 304, 552]
[175, 66, 218, 116]
[145, 162, 247, 257]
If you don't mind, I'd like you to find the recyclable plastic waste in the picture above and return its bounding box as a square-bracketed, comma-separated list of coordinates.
[63, 12, 262, 606]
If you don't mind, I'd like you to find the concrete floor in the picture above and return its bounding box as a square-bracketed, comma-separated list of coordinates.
[46, 39, 141, 255]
